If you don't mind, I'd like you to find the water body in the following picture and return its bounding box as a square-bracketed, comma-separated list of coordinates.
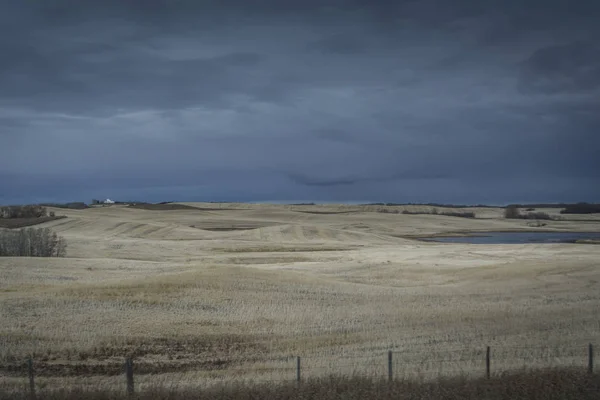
[425, 231, 600, 244]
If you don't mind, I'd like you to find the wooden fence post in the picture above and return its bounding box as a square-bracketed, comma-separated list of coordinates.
[296, 356, 301, 383]
[388, 351, 393, 382]
[125, 358, 134, 395]
[486, 346, 491, 379]
[27, 358, 35, 399]
[589, 343, 594, 374]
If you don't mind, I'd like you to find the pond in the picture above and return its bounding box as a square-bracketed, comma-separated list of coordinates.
[424, 231, 600, 244]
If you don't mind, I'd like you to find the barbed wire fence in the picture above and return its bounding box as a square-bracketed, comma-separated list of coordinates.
[0, 343, 595, 397]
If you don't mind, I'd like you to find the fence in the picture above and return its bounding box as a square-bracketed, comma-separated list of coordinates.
[1, 343, 596, 397]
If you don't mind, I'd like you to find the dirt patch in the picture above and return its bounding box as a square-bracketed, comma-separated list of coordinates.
[0, 216, 67, 229]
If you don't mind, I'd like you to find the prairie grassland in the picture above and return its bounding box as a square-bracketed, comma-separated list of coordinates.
[3, 369, 600, 400]
[1, 203, 600, 392]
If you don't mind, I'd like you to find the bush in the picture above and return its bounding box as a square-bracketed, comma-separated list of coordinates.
[524, 212, 552, 220]
[527, 221, 547, 227]
[0, 227, 67, 257]
[505, 206, 552, 220]
[377, 208, 400, 214]
[440, 211, 476, 218]
[504, 206, 521, 219]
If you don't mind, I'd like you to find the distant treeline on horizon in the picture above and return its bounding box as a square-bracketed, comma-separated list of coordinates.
[365, 202, 600, 213]
[2, 201, 599, 215]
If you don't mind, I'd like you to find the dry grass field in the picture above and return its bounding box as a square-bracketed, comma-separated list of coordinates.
[1, 203, 600, 393]
[0, 216, 66, 229]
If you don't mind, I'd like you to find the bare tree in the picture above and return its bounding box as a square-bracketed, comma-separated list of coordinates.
[504, 206, 521, 219]
[0, 227, 67, 257]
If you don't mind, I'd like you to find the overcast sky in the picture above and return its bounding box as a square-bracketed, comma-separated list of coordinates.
[1, 0, 599, 205]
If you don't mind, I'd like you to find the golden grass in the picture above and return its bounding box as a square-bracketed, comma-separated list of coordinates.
[1, 203, 600, 392]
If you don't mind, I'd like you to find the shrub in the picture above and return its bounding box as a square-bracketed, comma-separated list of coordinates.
[504, 206, 521, 219]
[505, 206, 552, 220]
[527, 221, 547, 227]
[377, 208, 400, 214]
[0, 227, 67, 257]
[440, 211, 476, 218]
[524, 212, 552, 220]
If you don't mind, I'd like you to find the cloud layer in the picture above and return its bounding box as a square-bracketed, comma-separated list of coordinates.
[1, 0, 599, 204]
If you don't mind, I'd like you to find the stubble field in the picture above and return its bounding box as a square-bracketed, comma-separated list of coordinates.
[1, 203, 599, 392]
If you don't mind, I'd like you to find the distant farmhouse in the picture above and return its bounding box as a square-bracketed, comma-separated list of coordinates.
[91, 199, 116, 206]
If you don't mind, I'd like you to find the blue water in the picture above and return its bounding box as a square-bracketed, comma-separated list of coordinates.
[425, 231, 600, 244]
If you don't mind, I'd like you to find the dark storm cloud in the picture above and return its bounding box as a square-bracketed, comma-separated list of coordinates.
[518, 41, 600, 94]
[1, 0, 599, 204]
[288, 169, 451, 187]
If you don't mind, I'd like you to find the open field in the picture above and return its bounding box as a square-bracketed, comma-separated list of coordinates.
[0, 216, 66, 229]
[1, 203, 600, 392]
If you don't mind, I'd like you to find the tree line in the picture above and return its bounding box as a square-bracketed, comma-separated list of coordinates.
[0, 205, 53, 219]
